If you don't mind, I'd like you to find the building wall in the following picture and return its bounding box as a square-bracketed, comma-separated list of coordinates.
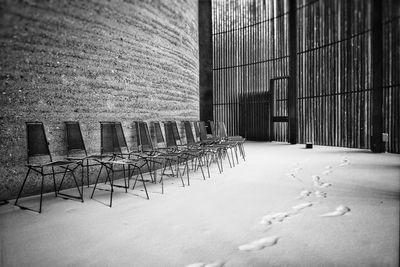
[0, 0, 199, 200]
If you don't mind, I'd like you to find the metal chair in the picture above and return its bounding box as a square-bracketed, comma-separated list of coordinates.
[170, 121, 206, 183]
[150, 121, 186, 193]
[133, 121, 165, 183]
[183, 121, 221, 177]
[64, 121, 110, 194]
[218, 121, 246, 161]
[199, 121, 234, 169]
[15, 122, 83, 213]
[91, 122, 149, 207]
[210, 120, 241, 165]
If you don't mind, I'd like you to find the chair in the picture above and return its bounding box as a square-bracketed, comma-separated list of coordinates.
[199, 121, 235, 168]
[15, 122, 83, 213]
[133, 121, 165, 183]
[150, 121, 186, 193]
[183, 121, 221, 177]
[210, 120, 241, 165]
[217, 121, 246, 161]
[91, 122, 149, 207]
[170, 121, 206, 183]
[64, 121, 110, 193]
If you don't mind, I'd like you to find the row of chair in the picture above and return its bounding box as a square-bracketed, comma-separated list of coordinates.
[15, 120, 246, 213]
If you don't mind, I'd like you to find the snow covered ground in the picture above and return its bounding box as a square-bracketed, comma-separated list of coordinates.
[1, 142, 399, 267]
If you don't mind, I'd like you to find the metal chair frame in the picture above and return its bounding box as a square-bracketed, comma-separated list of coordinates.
[217, 121, 246, 161]
[15, 122, 83, 213]
[183, 121, 222, 177]
[170, 121, 206, 183]
[209, 120, 241, 164]
[151, 121, 186, 194]
[199, 121, 234, 169]
[65, 121, 110, 194]
[91, 122, 149, 207]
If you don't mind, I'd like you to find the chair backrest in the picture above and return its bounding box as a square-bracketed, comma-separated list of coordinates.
[152, 121, 166, 148]
[115, 122, 129, 154]
[135, 121, 154, 152]
[26, 122, 52, 163]
[100, 122, 121, 155]
[209, 120, 216, 137]
[219, 121, 228, 138]
[171, 121, 183, 146]
[198, 121, 208, 141]
[184, 121, 196, 146]
[163, 121, 177, 148]
[64, 121, 87, 157]
[193, 121, 201, 142]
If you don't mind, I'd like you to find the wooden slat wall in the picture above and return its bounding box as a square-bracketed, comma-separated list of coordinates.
[382, 0, 400, 153]
[297, 0, 372, 148]
[212, 0, 289, 140]
[212, 0, 400, 153]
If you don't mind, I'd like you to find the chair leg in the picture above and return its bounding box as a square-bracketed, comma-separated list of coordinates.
[230, 147, 235, 167]
[91, 164, 104, 198]
[52, 167, 57, 197]
[198, 156, 206, 180]
[139, 169, 149, 200]
[39, 168, 44, 213]
[57, 167, 69, 193]
[70, 169, 84, 202]
[146, 161, 154, 183]
[81, 163, 85, 196]
[176, 159, 185, 188]
[109, 167, 114, 208]
[86, 159, 90, 187]
[184, 159, 190, 186]
[123, 166, 128, 193]
[15, 167, 31, 206]
[225, 149, 232, 168]
[234, 146, 239, 164]
[206, 155, 211, 177]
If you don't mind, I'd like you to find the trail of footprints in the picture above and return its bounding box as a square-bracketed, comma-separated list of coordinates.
[238, 155, 351, 252]
[186, 155, 351, 265]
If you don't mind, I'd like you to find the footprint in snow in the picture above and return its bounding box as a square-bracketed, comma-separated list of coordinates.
[185, 261, 225, 267]
[65, 208, 77, 213]
[260, 212, 290, 225]
[322, 170, 333, 175]
[287, 172, 302, 182]
[185, 263, 205, 267]
[315, 191, 327, 198]
[321, 205, 351, 217]
[292, 202, 313, 211]
[238, 236, 280, 251]
[312, 175, 320, 181]
[312, 176, 331, 188]
[319, 182, 332, 188]
[294, 167, 303, 172]
[205, 261, 225, 267]
[339, 157, 349, 166]
[297, 190, 312, 199]
[314, 181, 332, 188]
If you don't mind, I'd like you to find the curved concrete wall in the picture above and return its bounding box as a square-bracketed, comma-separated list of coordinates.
[0, 0, 199, 200]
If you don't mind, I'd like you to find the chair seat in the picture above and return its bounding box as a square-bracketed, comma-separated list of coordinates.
[67, 154, 111, 161]
[98, 158, 143, 165]
[27, 160, 75, 168]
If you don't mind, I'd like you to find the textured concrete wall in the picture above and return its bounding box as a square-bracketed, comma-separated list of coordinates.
[0, 0, 199, 200]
